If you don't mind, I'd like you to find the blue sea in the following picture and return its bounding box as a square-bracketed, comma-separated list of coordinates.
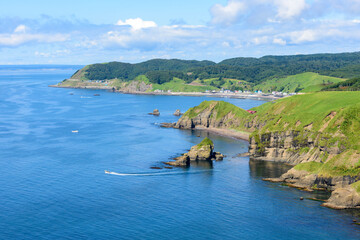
[0, 66, 359, 240]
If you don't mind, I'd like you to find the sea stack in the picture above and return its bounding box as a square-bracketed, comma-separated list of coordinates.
[166, 137, 224, 167]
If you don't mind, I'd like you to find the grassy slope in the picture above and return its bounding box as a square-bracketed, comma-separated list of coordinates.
[152, 77, 252, 92]
[196, 137, 214, 148]
[183, 100, 250, 121]
[254, 72, 345, 93]
[251, 91, 360, 134]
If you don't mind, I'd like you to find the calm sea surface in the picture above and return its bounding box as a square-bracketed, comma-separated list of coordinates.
[0, 66, 359, 240]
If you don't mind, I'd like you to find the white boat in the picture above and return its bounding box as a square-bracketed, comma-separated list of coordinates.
[71, 130, 79, 133]
[105, 170, 110, 174]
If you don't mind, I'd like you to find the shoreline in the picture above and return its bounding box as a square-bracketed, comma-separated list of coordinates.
[49, 84, 282, 101]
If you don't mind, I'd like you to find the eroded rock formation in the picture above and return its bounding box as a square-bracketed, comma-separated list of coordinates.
[166, 137, 224, 167]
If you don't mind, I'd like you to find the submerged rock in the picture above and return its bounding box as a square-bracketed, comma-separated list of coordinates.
[149, 109, 160, 116]
[160, 122, 176, 128]
[150, 167, 162, 169]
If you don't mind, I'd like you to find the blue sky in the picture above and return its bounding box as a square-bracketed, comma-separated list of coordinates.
[1, 0, 360, 64]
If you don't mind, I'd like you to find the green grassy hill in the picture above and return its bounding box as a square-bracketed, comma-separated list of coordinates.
[254, 72, 345, 93]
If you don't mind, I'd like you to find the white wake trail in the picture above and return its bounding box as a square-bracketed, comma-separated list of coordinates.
[105, 170, 213, 176]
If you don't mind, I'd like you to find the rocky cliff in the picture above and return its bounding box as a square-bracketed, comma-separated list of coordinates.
[175, 100, 249, 130]
[120, 80, 152, 93]
[248, 130, 342, 165]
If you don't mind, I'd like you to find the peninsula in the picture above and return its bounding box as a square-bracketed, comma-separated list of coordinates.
[165, 90, 360, 209]
[51, 51, 360, 97]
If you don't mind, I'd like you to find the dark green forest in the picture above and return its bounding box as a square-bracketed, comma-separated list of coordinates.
[77, 52, 360, 85]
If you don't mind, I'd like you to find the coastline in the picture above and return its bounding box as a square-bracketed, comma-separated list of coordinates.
[49, 84, 282, 101]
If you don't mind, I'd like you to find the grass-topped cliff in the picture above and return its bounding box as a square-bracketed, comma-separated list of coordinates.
[176, 100, 251, 132]
[175, 91, 360, 207]
[177, 92, 360, 178]
[250, 92, 360, 176]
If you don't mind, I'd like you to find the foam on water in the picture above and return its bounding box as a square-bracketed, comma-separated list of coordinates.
[105, 170, 214, 176]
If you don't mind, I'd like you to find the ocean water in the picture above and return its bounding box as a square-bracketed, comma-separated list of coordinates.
[0, 66, 359, 240]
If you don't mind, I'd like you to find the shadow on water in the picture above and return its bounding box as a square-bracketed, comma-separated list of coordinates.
[191, 160, 213, 169]
[249, 158, 293, 179]
[249, 158, 333, 201]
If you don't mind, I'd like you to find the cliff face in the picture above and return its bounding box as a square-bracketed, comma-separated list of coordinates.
[175, 101, 248, 130]
[249, 130, 342, 165]
[120, 80, 152, 93]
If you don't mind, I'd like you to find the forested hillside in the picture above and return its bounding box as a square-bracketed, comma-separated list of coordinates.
[71, 51, 360, 87]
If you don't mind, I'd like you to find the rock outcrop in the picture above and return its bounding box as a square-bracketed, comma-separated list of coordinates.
[264, 168, 359, 191]
[322, 186, 360, 209]
[149, 109, 160, 116]
[166, 137, 224, 167]
[173, 109, 183, 116]
[121, 80, 152, 93]
[174, 101, 248, 130]
[160, 122, 176, 128]
[166, 154, 190, 167]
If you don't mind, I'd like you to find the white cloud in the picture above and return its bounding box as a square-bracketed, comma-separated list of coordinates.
[14, 25, 27, 33]
[274, 0, 307, 19]
[0, 33, 68, 47]
[286, 30, 317, 44]
[210, 0, 247, 25]
[104, 25, 205, 50]
[252, 36, 269, 45]
[273, 38, 286, 45]
[116, 18, 157, 31]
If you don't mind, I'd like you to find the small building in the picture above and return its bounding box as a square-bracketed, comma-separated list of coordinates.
[247, 110, 257, 114]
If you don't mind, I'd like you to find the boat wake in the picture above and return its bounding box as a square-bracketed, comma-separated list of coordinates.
[104, 170, 213, 176]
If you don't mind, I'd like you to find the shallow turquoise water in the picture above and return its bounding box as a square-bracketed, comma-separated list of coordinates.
[0, 66, 360, 240]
